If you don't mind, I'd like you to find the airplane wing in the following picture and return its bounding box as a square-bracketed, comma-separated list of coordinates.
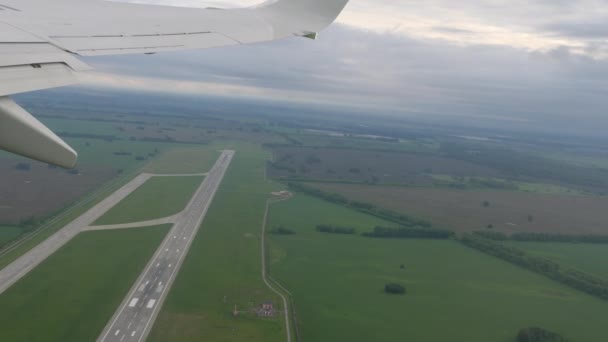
[0, 0, 349, 167]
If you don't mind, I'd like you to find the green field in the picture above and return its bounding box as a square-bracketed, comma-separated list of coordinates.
[42, 117, 126, 137]
[506, 242, 608, 280]
[148, 142, 286, 342]
[94, 176, 202, 225]
[0, 225, 170, 342]
[267, 194, 608, 342]
[143, 147, 219, 174]
[0, 226, 21, 246]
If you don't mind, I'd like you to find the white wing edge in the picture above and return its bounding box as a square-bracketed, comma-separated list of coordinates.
[0, 0, 349, 167]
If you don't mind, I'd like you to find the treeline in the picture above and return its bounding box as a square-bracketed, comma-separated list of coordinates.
[434, 177, 518, 191]
[316, 224, 356, 235]
[512, 232, 608, 244]
[363, 226, 454, 239]
[472, 231, 608, 244]
[461, 234, 608, 300]
[287, 182, 432, 228]
[58, 132, 118, 142]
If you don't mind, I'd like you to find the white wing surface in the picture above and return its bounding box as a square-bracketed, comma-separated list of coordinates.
[0, 0, 349, 167]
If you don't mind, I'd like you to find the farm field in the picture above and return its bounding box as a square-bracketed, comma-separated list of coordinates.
[505, 242, 608, 280]
[267, 194, 608, 342]
[0, 158, 117, 225]
[313, 183, 608, 234]
[268, 147, 503, 184]
[94, 176, 203, 225]
[148, 142, 286, 342]
[0, 225, 170, 342]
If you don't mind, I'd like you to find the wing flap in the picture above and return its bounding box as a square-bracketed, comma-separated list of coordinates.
[52, 32, 238, 56]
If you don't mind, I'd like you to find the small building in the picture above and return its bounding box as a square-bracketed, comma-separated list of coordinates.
[271, 190, 292, 198]
[257, 301, 275, 317]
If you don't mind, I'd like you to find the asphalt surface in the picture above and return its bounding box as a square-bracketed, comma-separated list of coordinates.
[98, 150, 234, 342]
[0, 173, 154, 295]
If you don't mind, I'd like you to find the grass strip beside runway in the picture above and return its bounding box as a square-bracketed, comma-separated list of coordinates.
[94, 176, 203, 226]
[0, 225, 171, 342]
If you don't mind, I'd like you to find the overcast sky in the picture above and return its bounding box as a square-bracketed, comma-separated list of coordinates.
[80, 0, 608, 135]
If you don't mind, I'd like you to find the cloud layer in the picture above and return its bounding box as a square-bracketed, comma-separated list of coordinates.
[80, 1, 608, 135]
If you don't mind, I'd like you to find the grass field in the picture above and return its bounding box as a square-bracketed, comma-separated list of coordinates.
[0, 226, 21, 246]
[148, 142, 286, 342]
[267, 194, 608, 342]
[143, 147, 219, 174]
[94, 176, 203, 225]
[505, 242, 608, 280]
[314, 183, 608, 234]
[0, 225, 170, 342]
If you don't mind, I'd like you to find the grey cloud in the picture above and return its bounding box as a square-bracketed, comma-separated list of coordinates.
[83, 22, 608, 135]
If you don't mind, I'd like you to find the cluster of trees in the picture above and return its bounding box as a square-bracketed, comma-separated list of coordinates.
[287, 182, 432, 228]
[287, 182, 348, 204]
[384, 283, 406, 295]
[461, 234, 608, 300]
[472, 231, 608, 244]
[472, 231, 509, 241]
[316, 225, 356, 235]
[517, 327, 567, 342]
[270, 226, 295, 235]
[363, 226, 454, 239]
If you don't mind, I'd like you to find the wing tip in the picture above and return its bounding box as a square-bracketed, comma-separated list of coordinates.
[0, 97, 79, 169]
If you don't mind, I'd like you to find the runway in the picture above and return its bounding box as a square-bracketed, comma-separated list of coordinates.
[0, 172, 154, 295]
[98, 150, 234, 342]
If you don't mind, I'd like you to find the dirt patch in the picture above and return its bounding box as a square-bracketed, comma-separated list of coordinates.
[314, 183, 608, 235]
[0, 158, 116, 224]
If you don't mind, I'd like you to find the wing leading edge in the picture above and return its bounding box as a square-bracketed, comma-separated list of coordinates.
[0, 0, 349, 167]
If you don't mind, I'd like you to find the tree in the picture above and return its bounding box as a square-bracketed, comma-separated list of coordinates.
[517, 327, 566, 342]
[384, 283, 406, 295]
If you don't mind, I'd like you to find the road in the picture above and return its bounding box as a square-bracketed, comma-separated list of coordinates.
[98, 150, 234, 342]
[0, 173, 154, 295]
